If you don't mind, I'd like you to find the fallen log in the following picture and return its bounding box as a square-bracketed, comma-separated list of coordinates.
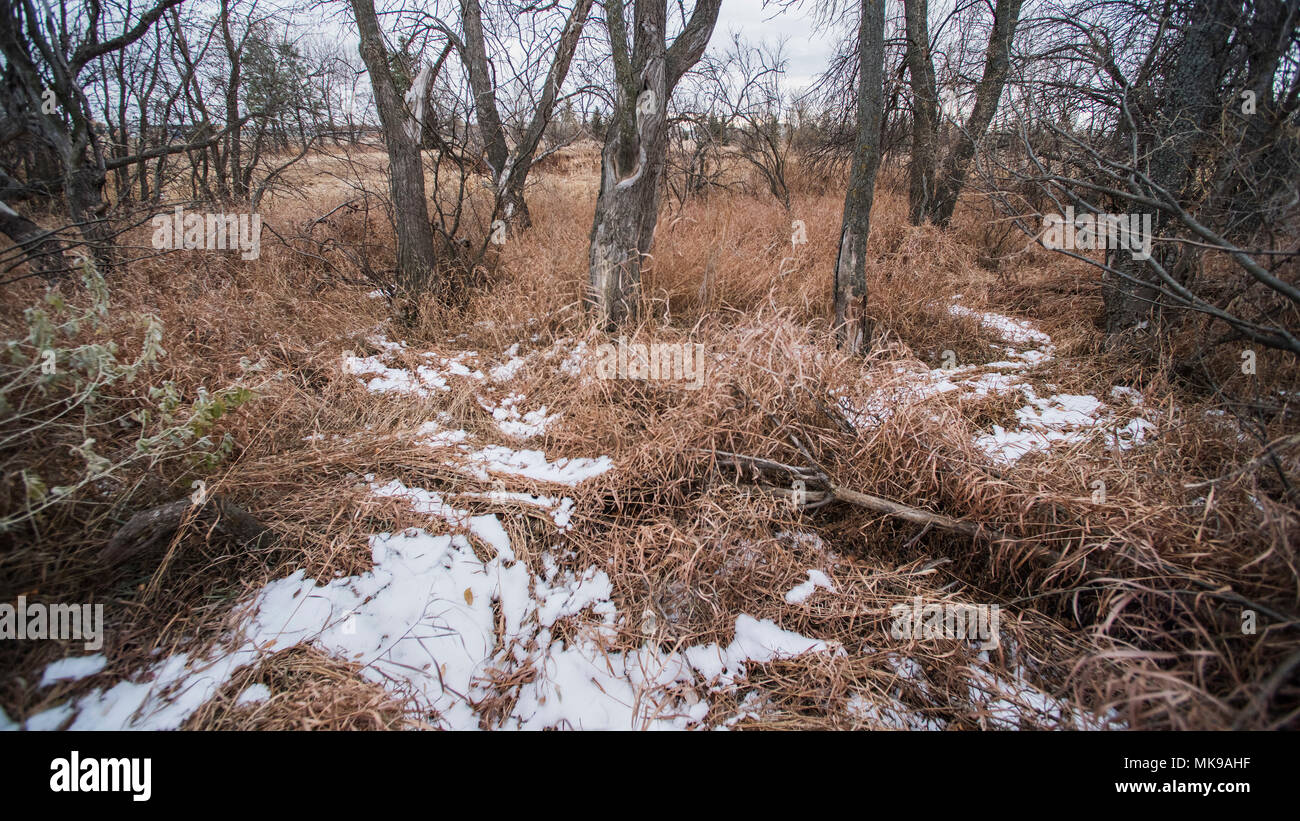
[100, 495, 270, 565]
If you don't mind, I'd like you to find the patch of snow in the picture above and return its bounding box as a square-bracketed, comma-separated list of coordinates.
[463, 445, 613, 486]
[784, 570, 835, 604]
[40, 654, 107, 686]
[23, 494, 833, 730]
[480, 393, 558, 440]
[235, 683, 271, 707]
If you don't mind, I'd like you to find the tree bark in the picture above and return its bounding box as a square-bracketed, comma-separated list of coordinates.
[0, 199, 66, 278]
[902, 0, 938, 225]
[586, 0, 721, 327]
[220, 0, 246, 201]
[928, 0, 1023, 227]
[832, 0, 886, 353]
[1104, 0, 1234, 333]
[349, 0, 441, 315]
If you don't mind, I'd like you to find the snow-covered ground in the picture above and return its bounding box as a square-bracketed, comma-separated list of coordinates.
[839, 300, 1157, 464]
[8, 326, 1122, 731]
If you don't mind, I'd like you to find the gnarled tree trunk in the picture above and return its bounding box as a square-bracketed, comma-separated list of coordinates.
[1104, 0, 1235, 333]
[586, 0, 721, 327]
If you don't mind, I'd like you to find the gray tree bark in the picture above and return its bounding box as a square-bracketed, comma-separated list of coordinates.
[832, 0, 887, 353]
[0, 0, 186, 267]
[586, 0, 722, 327]
[902, 0, 938, 225]
[349, 0, 441, 316]
[1104, 0, 1234, 333]
[0, 198, 65, 278]
[928, 0, 1023, 227]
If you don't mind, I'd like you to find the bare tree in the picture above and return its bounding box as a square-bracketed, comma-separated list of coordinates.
[0, 0, 186, 264]
[832, 0, 887, 353]
[928, 0, 1024, 226]
[690, 35, 794, 210]
[987, 0, 1299, 355]
[451, 0, 595, 234]
[586, 0, 723, 327]
[349, 0, 443, 317]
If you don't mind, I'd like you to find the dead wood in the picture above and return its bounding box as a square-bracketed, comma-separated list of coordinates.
[100, 495, 271, 565]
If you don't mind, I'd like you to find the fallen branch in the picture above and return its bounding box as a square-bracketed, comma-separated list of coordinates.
[831, 486, 1002, 541]
[704, 447, 1001, 541]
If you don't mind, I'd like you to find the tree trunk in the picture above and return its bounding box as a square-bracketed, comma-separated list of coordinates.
[461, 0, 511, 183]
[903, 0, 938, 225]
[1104, 0, 1233, 333]
[461, 0, 593, 235]
[220, 0, 246, 201]
[928, 0, 1023, 227]
[832, 0, 886, 353]
[586, 0, 721, 327]
[0, 199, 66, 278]
[349, 0, 440, 316]
[587, 1, 668, 327]
[63, 159, 114, 268]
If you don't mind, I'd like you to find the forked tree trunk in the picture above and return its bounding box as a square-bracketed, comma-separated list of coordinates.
[586, 0, 721, 327]
[461, 0, 594, 236]
[903, 0, 938, 226]
[928, 0, 1023, 227]
[832, 0, 886, 353]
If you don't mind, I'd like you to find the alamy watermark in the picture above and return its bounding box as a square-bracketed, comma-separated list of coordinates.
[594, 337, 706, 389]
[50, 751, 151, 801]
[0, 595, 103, 651]
[890, 596, 1000, 650]
[151, 206, 262, 260]
[1041, 207, 1152, 261]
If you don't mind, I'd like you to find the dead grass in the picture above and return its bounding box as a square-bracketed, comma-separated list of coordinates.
[1, 141, 1296, 730]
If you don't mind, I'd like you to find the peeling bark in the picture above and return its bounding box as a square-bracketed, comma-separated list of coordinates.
[586, 0, 721, 327]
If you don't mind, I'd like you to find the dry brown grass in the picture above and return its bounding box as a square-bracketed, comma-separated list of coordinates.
[1, 141, 1296, 730]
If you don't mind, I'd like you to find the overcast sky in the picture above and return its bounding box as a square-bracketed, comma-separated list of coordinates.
[297, 0, 843, 108]
[713, 0, 835, 92]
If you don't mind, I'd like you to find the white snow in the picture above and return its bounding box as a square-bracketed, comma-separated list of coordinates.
[838, 302, 1157, 464]
[235, 683, 271, 707]
[22, 506, 833, 731]
[40, 654, 107, 686]
[480, 393, 558, 440]
[463, 445, 613, 485]
[784, 570, 835, 604]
